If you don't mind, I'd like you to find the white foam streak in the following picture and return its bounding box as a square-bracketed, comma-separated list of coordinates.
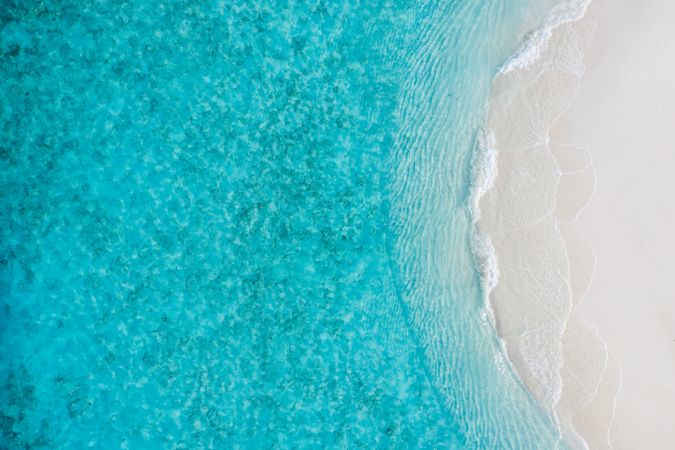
[471, 231, 499, 307]
[470, 130, 498, 222]
[470, 130, 500, 323]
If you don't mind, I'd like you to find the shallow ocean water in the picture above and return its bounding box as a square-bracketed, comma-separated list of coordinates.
[2, 0, 563, 448]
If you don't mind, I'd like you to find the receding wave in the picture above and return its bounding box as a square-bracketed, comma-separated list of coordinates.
[499, 0, 591, 75]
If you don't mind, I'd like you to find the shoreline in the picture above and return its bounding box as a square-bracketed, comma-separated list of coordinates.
[477, 0, 675, 447]
[475, 0, 610, 447]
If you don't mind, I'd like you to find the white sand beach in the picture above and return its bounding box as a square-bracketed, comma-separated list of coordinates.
[479, 0, 675, 447]
[552, 0, 675, 447]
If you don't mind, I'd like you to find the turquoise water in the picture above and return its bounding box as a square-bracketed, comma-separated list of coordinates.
[1, 0, 563, 448]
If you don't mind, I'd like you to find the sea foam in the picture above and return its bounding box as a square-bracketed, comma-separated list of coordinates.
[499, 0, 591, 75]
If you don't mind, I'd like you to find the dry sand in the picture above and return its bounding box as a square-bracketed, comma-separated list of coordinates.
[551, 0, 675, 447]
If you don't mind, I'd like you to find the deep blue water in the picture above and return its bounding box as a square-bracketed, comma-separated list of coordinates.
[1, 0, 562, 448]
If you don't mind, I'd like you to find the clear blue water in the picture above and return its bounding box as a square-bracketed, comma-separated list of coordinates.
[1, 0, 563, 448]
